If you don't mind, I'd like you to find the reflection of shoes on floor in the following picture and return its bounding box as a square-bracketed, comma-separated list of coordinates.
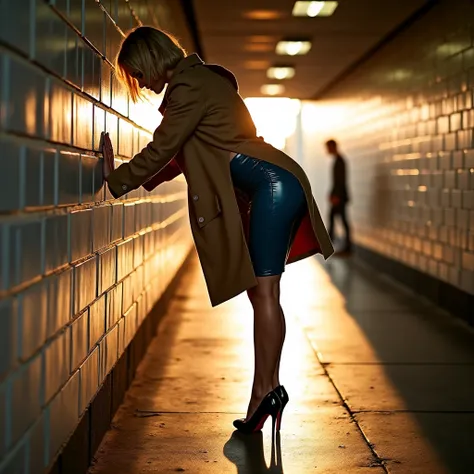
[223, 431, 267, 470]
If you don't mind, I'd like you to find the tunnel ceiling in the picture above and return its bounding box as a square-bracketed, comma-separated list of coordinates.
[190, 0, 430, 100]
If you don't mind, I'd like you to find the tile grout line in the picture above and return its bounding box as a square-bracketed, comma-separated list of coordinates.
[297, 314, 390, 474]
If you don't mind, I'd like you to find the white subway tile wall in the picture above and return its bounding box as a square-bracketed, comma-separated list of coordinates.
[0, 1, 192, 473]
[292, 0, 474, 296]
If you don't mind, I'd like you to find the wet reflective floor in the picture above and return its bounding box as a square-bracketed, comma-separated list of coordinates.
[89, 254, 474, 474]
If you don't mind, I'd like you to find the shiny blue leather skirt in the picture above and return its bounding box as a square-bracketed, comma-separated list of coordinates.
[230, 153, 306, 277]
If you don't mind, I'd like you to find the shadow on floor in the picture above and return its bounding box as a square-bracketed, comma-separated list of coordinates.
[320, 254, 474, 473]
[224, 431, 284, 474]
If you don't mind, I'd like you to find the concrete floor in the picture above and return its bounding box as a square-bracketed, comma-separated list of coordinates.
[89, 254, 474, 474]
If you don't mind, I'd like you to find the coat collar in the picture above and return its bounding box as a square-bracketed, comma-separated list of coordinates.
[174, 53, 204, 76]
[158, 54, 203, 114]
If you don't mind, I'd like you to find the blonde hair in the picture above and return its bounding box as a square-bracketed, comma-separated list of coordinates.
[115, 26, 186, 102]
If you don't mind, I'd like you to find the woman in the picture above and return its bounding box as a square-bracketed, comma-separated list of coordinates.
[103, 26, 334, 436]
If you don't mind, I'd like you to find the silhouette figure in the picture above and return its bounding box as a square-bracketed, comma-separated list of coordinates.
[325, 139, 352, 255]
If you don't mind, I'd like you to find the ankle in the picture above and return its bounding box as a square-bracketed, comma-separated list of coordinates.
[251, 383, 274, 400]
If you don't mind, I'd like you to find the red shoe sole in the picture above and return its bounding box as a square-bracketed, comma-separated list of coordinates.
[253, 414, 269, 432]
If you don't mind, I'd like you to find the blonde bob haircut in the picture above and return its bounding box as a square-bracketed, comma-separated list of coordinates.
[115, 26, 186, 102]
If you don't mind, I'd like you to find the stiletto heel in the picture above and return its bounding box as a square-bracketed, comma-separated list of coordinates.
[233, 391, 282, 434]
[271, 412, 277, 438]
[273, 385, 289, 431]
[276, 410, 282, 431]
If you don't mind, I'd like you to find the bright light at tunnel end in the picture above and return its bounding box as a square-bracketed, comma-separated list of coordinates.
[244, 97, 301, 150]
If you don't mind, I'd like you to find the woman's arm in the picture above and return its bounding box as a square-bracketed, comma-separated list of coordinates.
[101, 134, 182, 192]
[106, 79, 204, 198]
[142, 157, 182, 191]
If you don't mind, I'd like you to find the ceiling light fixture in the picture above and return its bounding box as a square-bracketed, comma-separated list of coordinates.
[276, 40, 312, 56]
[261, 84, 286, 96]
[245, 43, 274, 52]
[267, 67, 296, 80]
[244, 60, 271, 70]
[292, 1, 338, 17]
[244, 10, 283, 20]
[249, 36, 278, 43]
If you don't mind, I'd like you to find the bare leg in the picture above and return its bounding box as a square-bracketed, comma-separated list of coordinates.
[272, 305, 286, 388]
[246, 274, 284, 419]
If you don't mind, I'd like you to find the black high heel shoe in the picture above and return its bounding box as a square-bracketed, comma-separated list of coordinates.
[273, 385, 289, 431]
[233, 391, 282, 434]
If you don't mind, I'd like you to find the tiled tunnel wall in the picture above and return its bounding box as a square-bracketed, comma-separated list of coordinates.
[0, 1, 194, 473]
[291, 0, 474, 298]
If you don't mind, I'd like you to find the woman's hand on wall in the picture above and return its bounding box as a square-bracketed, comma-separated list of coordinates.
[101, 132, 115, 180]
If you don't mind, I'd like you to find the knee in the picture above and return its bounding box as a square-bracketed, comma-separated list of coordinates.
[248, 281, 280, 306]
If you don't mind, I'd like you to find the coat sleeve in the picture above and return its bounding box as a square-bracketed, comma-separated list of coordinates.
[142, 157, 183, 191]
[107, 80, 204, 198]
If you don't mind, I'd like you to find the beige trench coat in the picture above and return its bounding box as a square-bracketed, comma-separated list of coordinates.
[107, 54, 334, 306]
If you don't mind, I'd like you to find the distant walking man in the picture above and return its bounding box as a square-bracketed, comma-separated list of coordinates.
[325, 139, 352, 254]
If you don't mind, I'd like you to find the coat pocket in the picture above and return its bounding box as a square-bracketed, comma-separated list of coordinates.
[190, 193, 222, 228]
